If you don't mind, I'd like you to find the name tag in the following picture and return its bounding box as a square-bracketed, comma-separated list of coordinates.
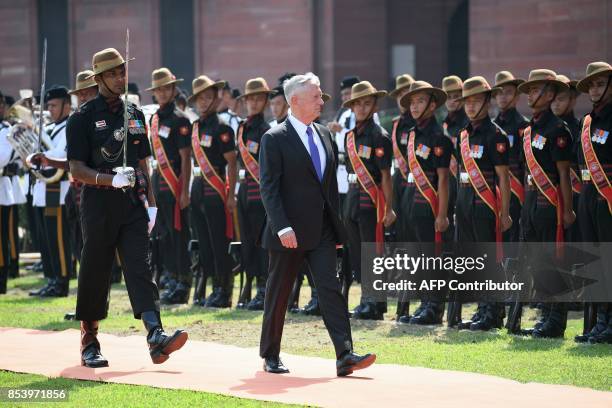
[460, 172, 469, 184]
[201, 135, 213, 147]
[347, 173, 358, 183]
[407, 172, 415, 183]
[527, 175, 534, 186]
[358, 145, 371, 159]
[247, 140, 259, 154]
[95, 120, 108, 131]
[400, 132, 408, 145]
[158, 125, 171, 139]
[239, 169, 246, 180]
[193, 167, 202, 176]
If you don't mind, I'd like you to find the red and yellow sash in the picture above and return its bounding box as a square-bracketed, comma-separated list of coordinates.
[509, 171, 525, 204]
[460, 129, 503, 262]
[391, 120, 409, 180]
[237, 123, 260, 184]
[151, 113, 182, 230]
[581, 114, 612, 213]
[522, 126, 564, 247]
[570, 168, 582, 194]
[442, 123, 458, 178]
[191, 123, 234, 239]
[346, 131, 386, 253]
[407, 131, 442, 244]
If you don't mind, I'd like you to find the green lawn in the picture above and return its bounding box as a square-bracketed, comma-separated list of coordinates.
[0, 370, 292, 407]
[1, 271, 611, 393]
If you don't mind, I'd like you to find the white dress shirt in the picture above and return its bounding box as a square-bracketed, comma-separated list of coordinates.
[277, 113, 327, 237]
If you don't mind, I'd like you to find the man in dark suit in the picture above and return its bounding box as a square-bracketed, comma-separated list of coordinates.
[258, 73, 376, 376]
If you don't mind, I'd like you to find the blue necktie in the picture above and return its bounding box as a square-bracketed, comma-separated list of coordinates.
[306, 126, 323, 182]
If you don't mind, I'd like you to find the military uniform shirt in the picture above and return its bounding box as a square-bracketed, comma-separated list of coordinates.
[344, 118, 392, 185]
[67, 94, 151, 169]
[150, 102, 191, 176]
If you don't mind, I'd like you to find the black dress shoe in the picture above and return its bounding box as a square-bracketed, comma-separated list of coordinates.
[246, 288, 265, 311]
[336, 352, 376, 377]
[263, 356, 289, 374]
[409, 302, 444, 325]
[142, 311, 188, 364]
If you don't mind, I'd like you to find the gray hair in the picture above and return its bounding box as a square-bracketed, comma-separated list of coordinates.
[283, 72, 321, 106]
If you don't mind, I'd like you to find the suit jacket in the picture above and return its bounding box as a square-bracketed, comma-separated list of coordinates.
[259, 119, 347, 251]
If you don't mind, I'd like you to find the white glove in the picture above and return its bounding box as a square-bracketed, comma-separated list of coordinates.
[112, 173, 130, 189]
[147, 207, 158, 234]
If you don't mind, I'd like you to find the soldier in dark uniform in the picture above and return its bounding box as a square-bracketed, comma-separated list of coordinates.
[188, 75, 238, 308]
[387, 74, 416, 319]
[235, 78, 272, 310]
[146, 68, 192, 304]
[343, 81, 396, 320]
[574, 61, 612, 344]
[67, 48, 187, 367]
[441, 76, 468, 242]
[268, 86, 289, 128]
[517, 69, 576, 338]
[492, 71, 529, 245]
[397, 81, 452, 325]
[552, 74, 582, 244]
[455, 76, 512, 331]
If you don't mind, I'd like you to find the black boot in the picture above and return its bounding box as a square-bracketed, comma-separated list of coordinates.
[40, 277, 69, 297]
[29, 279, 53, 296]
[206, 288, 231, 308]
[160, 282, 190, 305]
[470, 303, 503, 331]
[410, 301, 444, 325]
[141, 311, 188, 364]
[352, 300, 383, 320]
[247, 279, 266, 311]
[203, 287, 221, 307]
[398, 301, 428, 324]
[532, 303, 567, 338]
[522, 303, 552, 335]
[457, 302, 487, 330]
[588, 304, 612, 344]
[80, 321, 108, 368]
[576, 304, 609, 343]
[300, 288, 321, 316]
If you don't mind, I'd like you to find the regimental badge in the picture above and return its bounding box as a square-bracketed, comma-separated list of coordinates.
[434, 146, 444, 157]
[415, 144, 431, 159]
[375, 147, 385, 158]
[158, 125, 171, 139]
[496, 142, 507, 153]
[113, 127, 125, 141]
[180, 126, 190, 136]
[221, 133, 230, 143]
[531, 134, 547, 150]
[507, 134, 514, 147]
[201, 134, 213, 147]
[470, 145, 484, 159]
[247, 140, 259, 154]
[592, 128, 609, 144]
[358, 145, 372, 159]
[400, 132, 408, 145]
[556, 136, 567, 148]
